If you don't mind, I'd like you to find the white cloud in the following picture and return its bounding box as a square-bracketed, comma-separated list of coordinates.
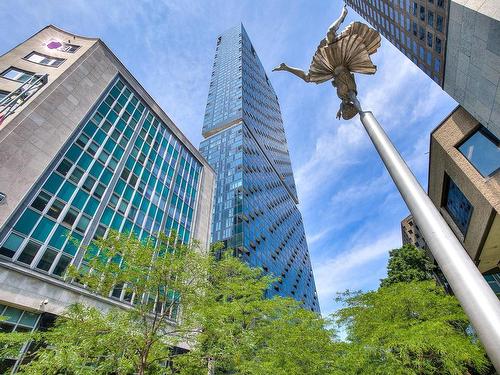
[313, 229, 401, 315]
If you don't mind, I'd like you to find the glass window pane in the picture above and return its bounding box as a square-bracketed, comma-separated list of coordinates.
[13, 209, 40, 235]
[17, 240, 41, 265]
[47, 200, 65, 220]
[2, 67, 34, 82]
[36, 248, 58, 271]
[0, 233, 24, 258]
[48, 225, 69, 249]
[58, 181, 76, 202]
[32, 217, 55, 242]
[458, 127, 500, 176]
[43, 173, 64, 194]
[52, 255, 71, 276]
[2, 307, 22, 323]
[30, 191, 51, 213]
[63, 208, 78, 227]
[445, 178, 473, 234]
[56, 159, 72, 177]
[18, 311, 39, 328]
[76, 216, 90, 233]
[73, 190, 89, 210]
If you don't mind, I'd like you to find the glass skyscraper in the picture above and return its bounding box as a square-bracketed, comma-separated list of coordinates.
[199, 25, 319, 312]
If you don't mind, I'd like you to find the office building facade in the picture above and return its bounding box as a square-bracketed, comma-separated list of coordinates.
[0, 25, 215, 370]
[199, 25, 319, 312]
[401, 214, 429, 251]
[346, 0, 500, 137]
[428, 106, 499, 297]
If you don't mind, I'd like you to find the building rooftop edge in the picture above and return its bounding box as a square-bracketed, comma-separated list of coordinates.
[30, 25, 215, 175]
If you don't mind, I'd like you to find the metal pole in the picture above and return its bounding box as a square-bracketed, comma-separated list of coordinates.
[355, 106, 500, 370]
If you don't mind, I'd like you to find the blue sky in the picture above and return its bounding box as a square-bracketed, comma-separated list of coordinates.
[1, 0, 456, 316]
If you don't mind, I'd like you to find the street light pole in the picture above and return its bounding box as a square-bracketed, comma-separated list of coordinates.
[351, 94, 500, 370]
[272, 5, 500, 367]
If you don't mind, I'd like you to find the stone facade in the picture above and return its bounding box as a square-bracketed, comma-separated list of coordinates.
[401, 214, 429, 251]
[428, 106, 499, 274]
[443, 0, 500, 138]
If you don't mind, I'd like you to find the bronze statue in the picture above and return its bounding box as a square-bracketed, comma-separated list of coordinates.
[273, 4, 381, 120]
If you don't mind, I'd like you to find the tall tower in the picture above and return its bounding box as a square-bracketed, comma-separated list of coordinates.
[345, 0, 500, 137]
[199, 25, 319, 312]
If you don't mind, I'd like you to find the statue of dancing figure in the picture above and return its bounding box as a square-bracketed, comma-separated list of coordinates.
[273, 3, 381, 120]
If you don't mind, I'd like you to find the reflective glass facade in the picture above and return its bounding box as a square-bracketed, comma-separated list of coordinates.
[444, 176, 473, 235]
[346, 0, 447, 84]
[458, 125, 500, 177]
[0, 76, 203, 311]
[200, 25, 319, 312]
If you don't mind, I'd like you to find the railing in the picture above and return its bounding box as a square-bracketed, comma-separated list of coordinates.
[0, 73, 48, 125]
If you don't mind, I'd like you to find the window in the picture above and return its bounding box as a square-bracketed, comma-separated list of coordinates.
[485, 273, 500, 295]
[428, 10, 434, 26]
[427, 32, 433, 47]
[17, 241, 41, 265]
[420, 5, 425, 20]
[419, 26, 425, 40]
[46, 39, 80, 53]
[0, 90, 8, 101]
[1, 67, 34, 83]
[436, 15, 443, 32]
[443, 177, 473, 235]
[435, 37, 442, 53]
[0, 233, 24, 258]
[31, 191, 51, 212]
[437, 0, 444, 7]
[434, 57, 441, 72]
[458, 126, 500, 176]
[24, 52, 64, 67]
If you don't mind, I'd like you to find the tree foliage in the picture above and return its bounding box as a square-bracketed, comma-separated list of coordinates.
[0, 236, 492, 374]
[380, 244, 436, 287]
[0, 234, 335, 375]
[333, 281, 490, 374]
[175, 250, 336, 374]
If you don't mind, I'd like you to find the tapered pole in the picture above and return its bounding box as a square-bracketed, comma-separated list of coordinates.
[355, 103, 500, 370]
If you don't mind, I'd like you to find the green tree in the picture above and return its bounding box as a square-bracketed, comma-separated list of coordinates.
[174, 250, 336, 375]
[2, 231, 209, 375]
[333, 281, 491, 374]
[380, 244, 435, 287]
[0, 236, 336, 375]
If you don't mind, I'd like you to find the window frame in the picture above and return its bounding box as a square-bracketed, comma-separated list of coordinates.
[441, 174, 473, 236]
[0, 67, 35, 83]
[456, 124, 500, 177]
[23, 51, 65, 68]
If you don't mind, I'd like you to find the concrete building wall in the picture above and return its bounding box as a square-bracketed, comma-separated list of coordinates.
[428, 106, 499, 272]
[443, 0, 500, 138]
[0, 26, 214, 323]
[0, 25, 214, 249]
[401, 214, 429, 251]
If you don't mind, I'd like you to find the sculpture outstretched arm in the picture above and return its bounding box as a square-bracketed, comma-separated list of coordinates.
[272, 63, 311, 82]
[326, 3, 348, 43]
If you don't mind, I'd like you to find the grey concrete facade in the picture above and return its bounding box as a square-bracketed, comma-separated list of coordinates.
[0, 25, 214, 330]
[443, 0, 500, 138]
